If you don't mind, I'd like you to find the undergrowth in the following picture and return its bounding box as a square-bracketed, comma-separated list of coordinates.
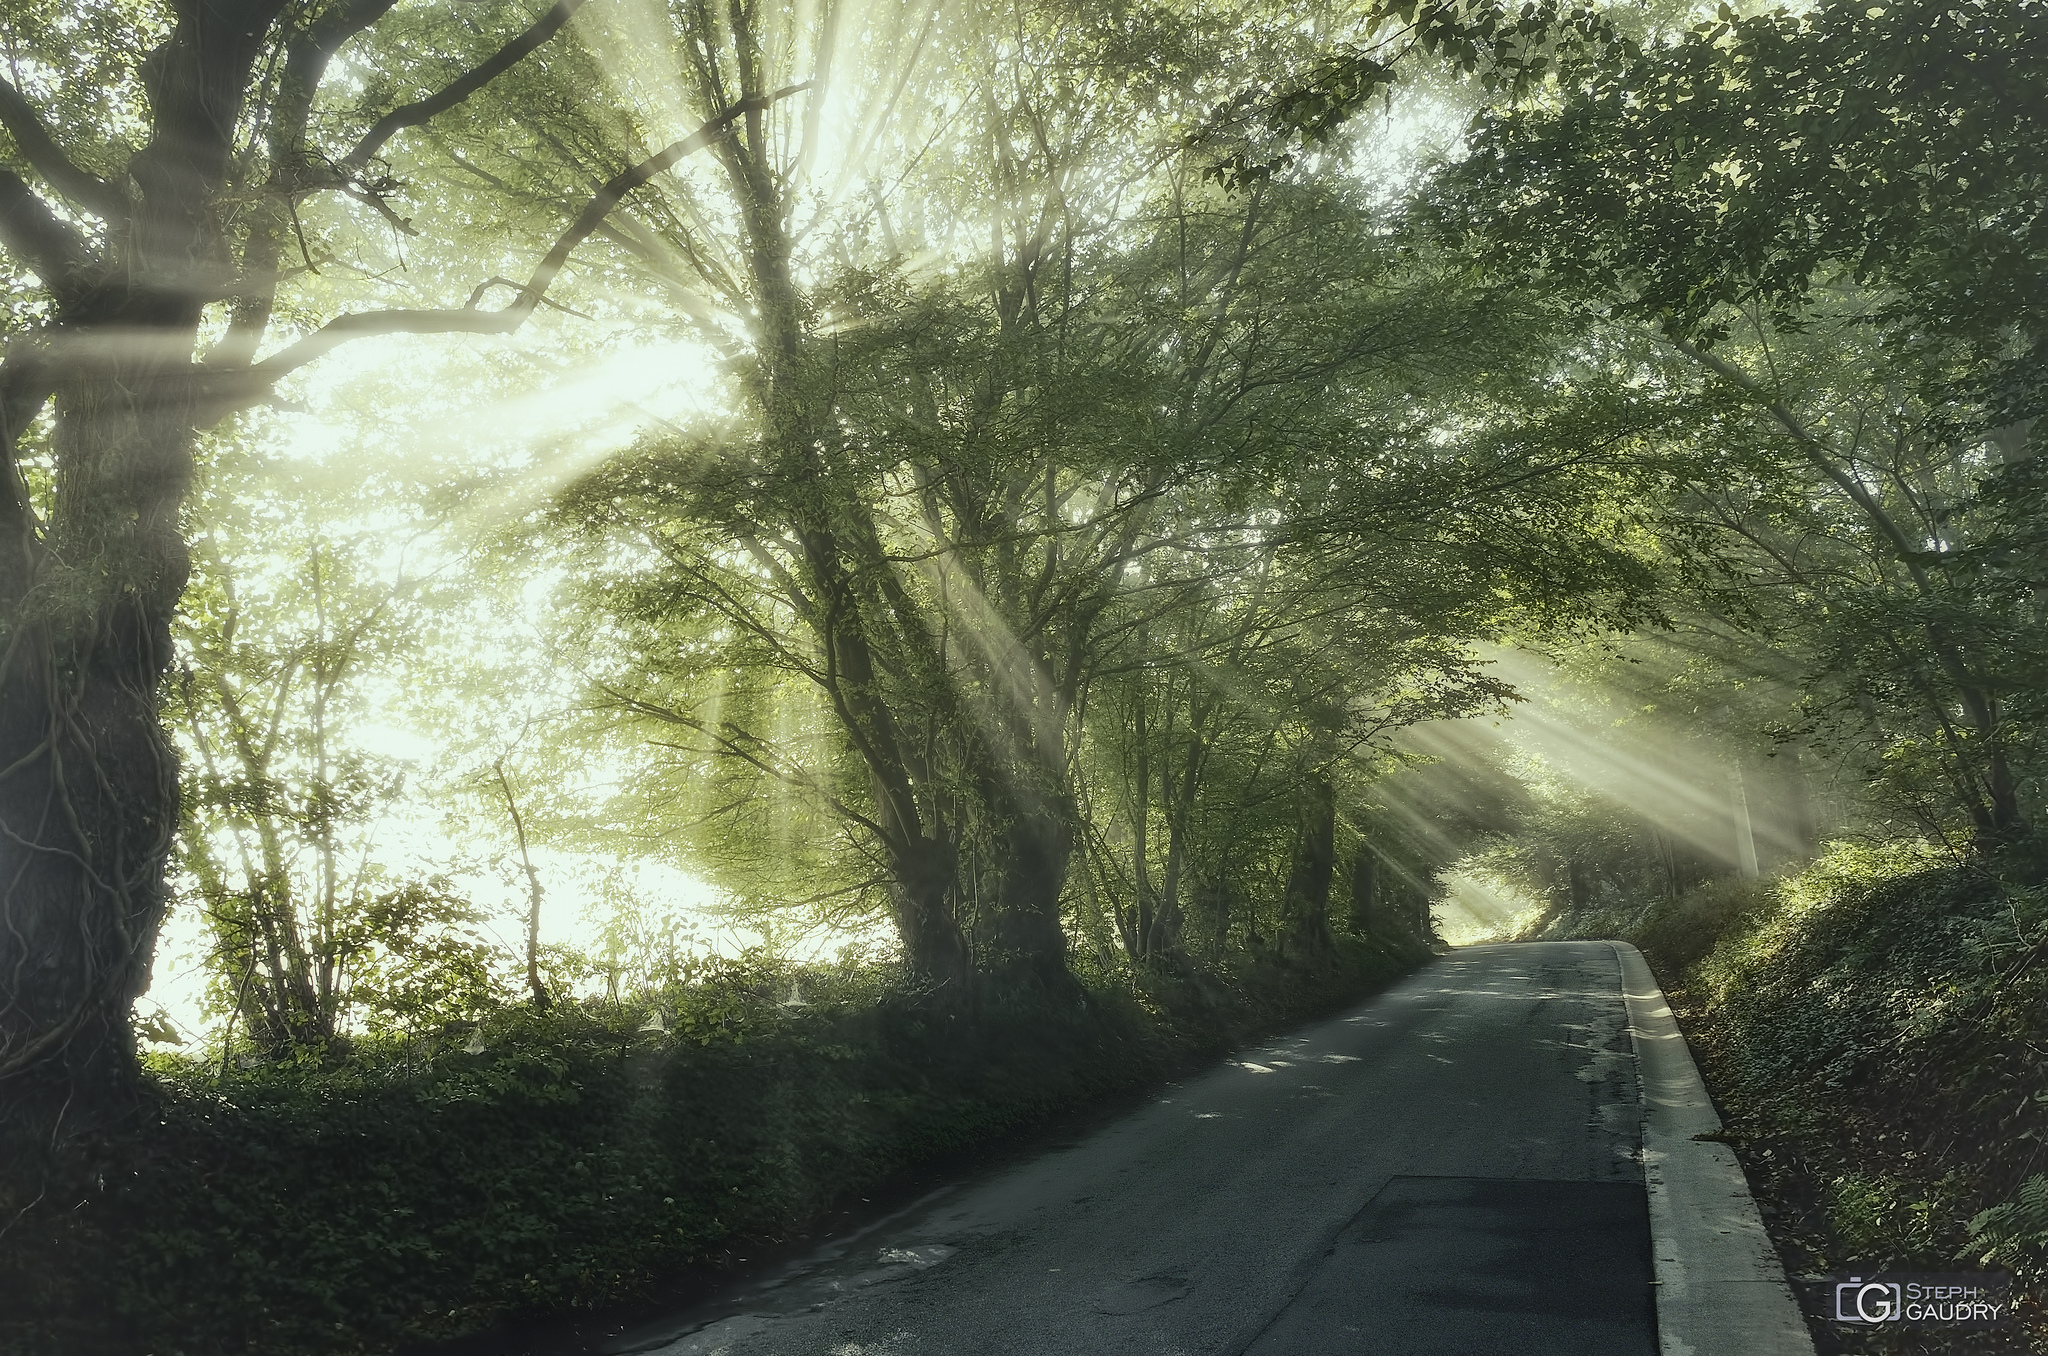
[1519, 842, 2048, 1353]
[0, 938, 1416, 1356]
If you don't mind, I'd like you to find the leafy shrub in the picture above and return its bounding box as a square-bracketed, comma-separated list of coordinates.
[1970, 1171, 2048, 1269]
[342, 879, 514, 1035]
[1528, 840, 2048, 1349]
[1, 942, 1408, 1356]
[1509, 867, 1774, 976]
[1625, 874, 1775, 974]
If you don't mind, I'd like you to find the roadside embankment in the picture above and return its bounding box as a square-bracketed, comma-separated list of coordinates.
[1518, 842, 2048, 1354]
[0, 936, 1423, 1356]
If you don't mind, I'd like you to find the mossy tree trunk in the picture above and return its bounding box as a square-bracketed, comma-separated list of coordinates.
[1282, 775, 1337, 959]
[0, 0, 287, 1143]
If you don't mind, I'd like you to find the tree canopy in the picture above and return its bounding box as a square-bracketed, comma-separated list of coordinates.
[0, 0, 2037, 1216]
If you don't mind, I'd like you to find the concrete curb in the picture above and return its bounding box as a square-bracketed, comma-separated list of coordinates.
[1610, 941, 1815, 1356]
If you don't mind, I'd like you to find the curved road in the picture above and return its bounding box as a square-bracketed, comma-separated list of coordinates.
[587, 942, 1743, 1356]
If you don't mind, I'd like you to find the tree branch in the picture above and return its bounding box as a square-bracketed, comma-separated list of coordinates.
[205, 0, 406, 371]
[0, 78, 125, 221]
[338, 0, 594, 176]
[606, 686, 893, 843]
[1665, 333, 1933, 584]
[0, 169, 90, 286]
[297, 0, 407, 86]
[225, 84, 809, 406]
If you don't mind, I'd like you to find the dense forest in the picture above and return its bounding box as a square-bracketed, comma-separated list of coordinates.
[0, 0, 2042, 1350]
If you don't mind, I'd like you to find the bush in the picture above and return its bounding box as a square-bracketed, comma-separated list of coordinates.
[1518, 842, 2048, 1348]
[1509, 869, 1778, 977]
[1971, 1173, 2048, 1271]
[0, 942, 1410, 1356]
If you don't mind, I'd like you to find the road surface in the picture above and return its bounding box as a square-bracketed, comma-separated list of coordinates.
[569, 941, 1692, 1356]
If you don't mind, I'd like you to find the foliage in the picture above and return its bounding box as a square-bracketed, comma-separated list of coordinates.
[1516, 867, 1776, 971]
[1199, 0, 1636, 191]
[1406, 0, 2048, 844]
[338, 879, 515, 1036]
[0, 942, 1415, 1356]
[4, 0, 2040, 1350]
[0, 0, 609, 1139]
[1429, 0, 2048, 405]
[492, 10, 1667, 996]
[1970, 1173, 2048, 1273]
[1526, 841, 2048, 1349]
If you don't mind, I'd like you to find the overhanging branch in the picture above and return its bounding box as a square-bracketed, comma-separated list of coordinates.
[0, 169, 89, 286]
[0, 79, 125, 221]
[224, 84, 808, 407]
[296, 0, 407, 93]
[1665, 333, 1931, 578]
[338, 0, 594, 176]
[606, 685, 892, 843]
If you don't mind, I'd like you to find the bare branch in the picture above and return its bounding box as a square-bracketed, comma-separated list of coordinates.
[1665, 333, 1932, 580]
[225, 84, 809, 406]
[607, 686, 893, 842]
[226, 305, 516, 391]
[338, 0, 595, 176]
[297, 0, 407, 85]
[0, 78, 124, 221]
[205, 0, 405, 370]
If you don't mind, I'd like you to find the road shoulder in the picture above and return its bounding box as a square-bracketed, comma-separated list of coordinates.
[1610, 941, 1815, 1356]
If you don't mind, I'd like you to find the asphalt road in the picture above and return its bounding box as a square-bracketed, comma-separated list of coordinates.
[603, 941, 1657, 1356]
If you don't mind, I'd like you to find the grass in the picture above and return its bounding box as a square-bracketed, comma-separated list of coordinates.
[1518, 842, 2048, 1353]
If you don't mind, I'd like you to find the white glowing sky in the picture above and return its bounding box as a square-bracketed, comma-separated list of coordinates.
[141, 331, 751, 1045]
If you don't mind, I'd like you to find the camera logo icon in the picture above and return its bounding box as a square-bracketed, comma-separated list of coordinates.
[1835, 1276, 1903, 1323]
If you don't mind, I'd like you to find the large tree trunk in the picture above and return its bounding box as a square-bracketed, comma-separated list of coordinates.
[1147, 725, 1205, 967]
[0, 579, 184, 1140]
[2, 0, 596, 1149]
[886, 835, 974, 1005]
[1149, 816, 1188, 964]
[1567, 857, 1593, 908]
[1349, 839, 1435, 955]
[0, 4, 280, 1142]
[1347, 841, 1378, 934]
[976, 643, 1082, 992]
[692, 13, 996, 1000]
[1281, 775, 1336, 960]
[1978, 721, 2024, 845]
[987, 795, 1079, 995]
